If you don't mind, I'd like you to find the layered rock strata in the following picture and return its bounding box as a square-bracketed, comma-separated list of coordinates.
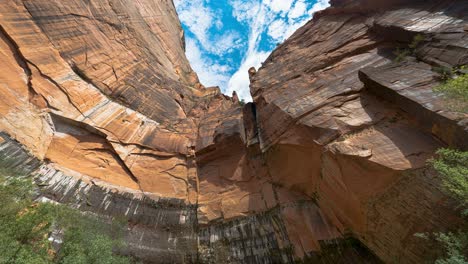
[250, 0, 467, 262]
[0, 0, 466, 263]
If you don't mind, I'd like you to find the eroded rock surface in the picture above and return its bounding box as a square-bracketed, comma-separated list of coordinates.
[250, 0, 467, 262]
[0, 0, 466, 263]
[0, 0, 217, 203]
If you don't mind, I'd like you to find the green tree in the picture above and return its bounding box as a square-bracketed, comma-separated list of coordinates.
[434, 232, 468, 264]
[430, 149, 468, 264]
[0, 171, 54, 264]
[432, 149, 468, 214]
[0, 168, 133, 264]
[55, 209, 130, 264]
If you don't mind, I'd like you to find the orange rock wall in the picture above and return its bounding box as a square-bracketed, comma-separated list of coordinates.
[0, 0, 215, 203]
[250, 0, 467, 262]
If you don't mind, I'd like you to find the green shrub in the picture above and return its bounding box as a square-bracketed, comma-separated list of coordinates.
[55, 208, 129, 264]
[409, 34, 426, 49]
[0, 168, 133, 264]
[0, 172, 55, 264]
[434, 231, 468, 264]
[433, 70, 468, 113]
[239, 99, 246, 107]
[431, 148, 468, 213]
[425, 148, 468, 263]
[393, 47, 411, 63]
[433, 66, 456, 82]
[393, 34, 425, 62]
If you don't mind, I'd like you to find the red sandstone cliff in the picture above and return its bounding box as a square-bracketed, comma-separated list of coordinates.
[0, 0, 217, 202]
[248, 0, 468, 261]
[0, 0, 466, 263]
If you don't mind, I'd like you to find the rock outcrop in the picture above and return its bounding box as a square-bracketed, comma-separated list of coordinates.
[0, 0, 466, 263]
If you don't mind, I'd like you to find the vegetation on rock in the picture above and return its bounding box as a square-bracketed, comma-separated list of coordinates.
[393, 34, 425, 62]
[239, 99, 246, 107]
[0, 168, 133, 264]
[419, 149, 468, 264]
[433, 67, 468, 113]
[432, 149, 468, 214]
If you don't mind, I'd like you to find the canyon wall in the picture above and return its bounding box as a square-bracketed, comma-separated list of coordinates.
[0, 0, 466, 263]
[249, 0, 468, 262]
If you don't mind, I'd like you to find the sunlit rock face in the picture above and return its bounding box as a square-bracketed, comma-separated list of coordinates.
[0, 0, 467, 263]
[0, 0, 215, 202]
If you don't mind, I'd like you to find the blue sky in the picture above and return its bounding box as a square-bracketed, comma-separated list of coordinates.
[174, 0, 330, 101]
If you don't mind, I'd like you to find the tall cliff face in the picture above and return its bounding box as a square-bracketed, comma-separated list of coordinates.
[0, 0, 466, 263]
[0, 0, 215, 201]
[249, 0, 467, 262]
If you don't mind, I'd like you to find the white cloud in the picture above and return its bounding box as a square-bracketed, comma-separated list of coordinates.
[176, 0, 330, 102]
[175, 0, 216, 50]
[230, 0, 262, 23]
[268, 19, 288, 42]
[308, 0, 330, 15]
[227, 50, 269, 101]
[226, 0, 330, 101]
[185, 38, 231, 89]
[289, 0, 307, 19]
[266, 0, 331, 43]
[264, 0, 294, 14]
[175, 0, 240, 55]
[211, 31, 242, 55]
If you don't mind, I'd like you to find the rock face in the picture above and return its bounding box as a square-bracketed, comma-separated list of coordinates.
[0, 0, 466, 263]
[0, 0, 212, 202]
[250, 0, 467, 262]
